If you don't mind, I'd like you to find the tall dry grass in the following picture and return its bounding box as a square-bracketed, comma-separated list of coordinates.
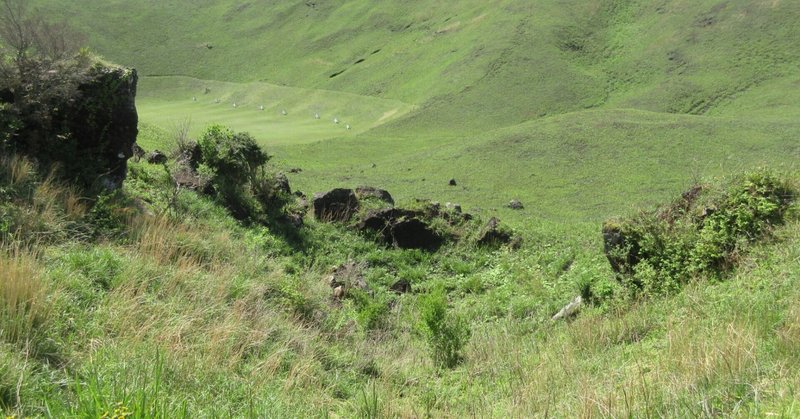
[0, 251, 51, 351]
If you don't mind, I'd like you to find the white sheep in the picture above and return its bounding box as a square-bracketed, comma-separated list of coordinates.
[281, 109, 288, 115]
[315, 113, 320, 119]
[333, 117, 339, 124]
[259, 105, 264, 111]
[346, 124, 351, 130]
[233, 102, 237, 108]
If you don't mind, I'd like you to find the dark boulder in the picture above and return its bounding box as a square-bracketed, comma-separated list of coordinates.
[507, 199, 524, 210]
[312, 188, 359, 222]
[355, 186, 394, 205]
[477, 217, 513, 247]
[390, 279, 412, 294]
[146, 150, 168, 164]
[392, 218, 444, 250]
[3, 64, 139, 189]
[358, 207, 423, 239]
[69, 66, 138, 188]
[358, 207, 444, 250]
[132, 143, 146, 161]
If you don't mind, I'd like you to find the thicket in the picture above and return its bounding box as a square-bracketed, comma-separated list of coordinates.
[603, 169, 796, 296]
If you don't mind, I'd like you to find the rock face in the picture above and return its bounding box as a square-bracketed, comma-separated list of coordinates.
[2, 64, 139, 189]
[312, 188, 360, 222]
[355, 186, 394, 205]
[67, 66, 139, 188]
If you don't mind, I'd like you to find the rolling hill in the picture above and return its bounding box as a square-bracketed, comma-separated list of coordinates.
[36, 0, 800, 227]
[2, 0, 799, 417]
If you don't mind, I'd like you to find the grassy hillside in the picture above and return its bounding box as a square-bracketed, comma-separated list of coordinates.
[2, 0, 799, 417]
[36, 0, 800, 229]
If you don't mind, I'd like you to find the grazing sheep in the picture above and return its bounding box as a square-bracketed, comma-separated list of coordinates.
[315, 112, 320, 119]
[233, 102, 237, 108]
[259, 105, 264, 111]
[192, 96, 197, 101]
[346, 124, 351, 130]
[282, 109, 288, 115]
[333, 117, 339, 124]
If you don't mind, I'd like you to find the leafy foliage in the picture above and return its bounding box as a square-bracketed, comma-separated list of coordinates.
[195, 124, 274, 219]
[604, 170, 795, 296]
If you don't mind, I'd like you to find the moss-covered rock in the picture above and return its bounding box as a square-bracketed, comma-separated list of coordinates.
[1, 61, 138, 189]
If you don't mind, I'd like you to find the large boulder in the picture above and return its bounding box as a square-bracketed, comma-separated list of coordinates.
[355, 186, 394, 205]
[392, 218, 444, 250]
[1, 63, 138, 189]
[312, 188, 360, 222]
[66, 65, 138, 188]
[358, 207, 444, 250]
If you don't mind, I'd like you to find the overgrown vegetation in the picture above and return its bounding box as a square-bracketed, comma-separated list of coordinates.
[603, 170, 796, 296]
[2, 0, 800, 416]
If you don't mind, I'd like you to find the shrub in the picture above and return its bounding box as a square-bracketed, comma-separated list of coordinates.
[603, 169, 795, 296]
[195, 124, 283, 219]
[418, 287, 471, 368]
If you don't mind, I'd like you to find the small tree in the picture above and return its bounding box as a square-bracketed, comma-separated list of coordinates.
[418, 287, 471, 369]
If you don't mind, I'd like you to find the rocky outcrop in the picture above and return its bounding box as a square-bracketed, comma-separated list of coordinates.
[358, 207, 444, 250]
[1, 63, 139, 189]
[67, 65, 138, 188]
[392, 218, 444, 250]
[355, 186, 394, 205]
[312, 188, 360, 222]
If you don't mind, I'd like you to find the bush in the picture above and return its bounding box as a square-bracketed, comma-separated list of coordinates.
[603, 169, 795, 296]
[418, 287, 471, 369]
[195, 124, 285, 220]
